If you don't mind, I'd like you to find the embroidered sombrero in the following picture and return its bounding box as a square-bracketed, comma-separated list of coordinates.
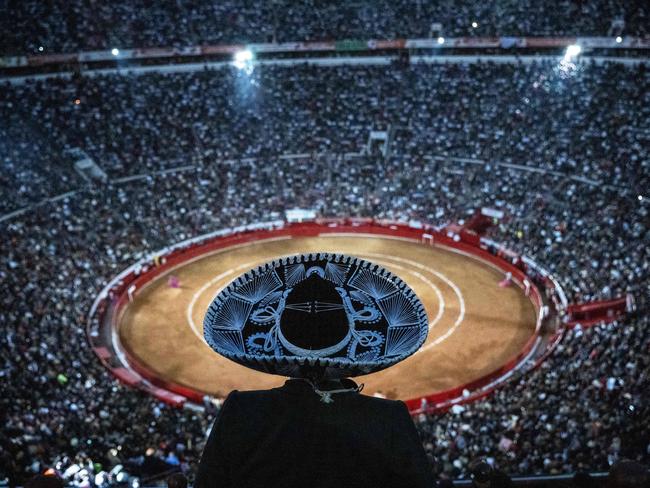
[203, 253, 428, 379]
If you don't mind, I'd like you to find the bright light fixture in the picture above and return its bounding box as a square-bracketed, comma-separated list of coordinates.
[471, 21, 478, 28]
[233, 49, 254, 67]
[437, 37, 445, 45]
[565, 44, 581, 58]
[615, 36, 623, 43]
[111, 48, 120, 56]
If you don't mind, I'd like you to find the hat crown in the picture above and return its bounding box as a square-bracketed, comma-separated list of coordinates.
[280, 269, 350, 352]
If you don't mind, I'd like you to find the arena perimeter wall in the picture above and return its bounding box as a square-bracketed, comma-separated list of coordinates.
[3, 36, 648, 69]
[88, 218, 566, 413]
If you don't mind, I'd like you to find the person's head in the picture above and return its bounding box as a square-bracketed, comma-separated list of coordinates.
[167, 472, 187, 488]
[470, 460, 492, 487]
[572, 470, 593, 488]
[25, 474, 64, 488]
[607, 460, 649, 488]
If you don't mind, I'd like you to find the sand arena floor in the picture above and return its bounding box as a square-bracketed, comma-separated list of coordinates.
[119, 234, 537, 400]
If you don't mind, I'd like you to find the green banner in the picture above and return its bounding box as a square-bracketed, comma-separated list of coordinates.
[335, 40, 367, 52]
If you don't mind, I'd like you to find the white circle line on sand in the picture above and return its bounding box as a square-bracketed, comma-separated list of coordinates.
[186, 261, 259, 344]
[355, 255, 445, 331]
[359, 252, 466, 351]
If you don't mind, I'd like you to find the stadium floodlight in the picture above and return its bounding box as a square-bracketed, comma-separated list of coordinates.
[111, 48, 120, 56]
[616, 36, 623, 43]
[564, 44, 581, 60]
[471, 21, 478, 28]
[233, 49, 254, 69]
[437, 36, 445, 45]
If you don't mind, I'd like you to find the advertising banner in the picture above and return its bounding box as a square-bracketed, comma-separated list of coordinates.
[455, 37, 500, 47]
[201, 44, 245, 55]
[335, 40, 368, 51]
[0, 56, 27, 67]
[131, 46, 201, 59]
[249, 42, 335, 52]
[526, 37, 576, 47]
[499, 37, 526, 48]
[27, 53, 78, 65]
[367, 39, 406, 50]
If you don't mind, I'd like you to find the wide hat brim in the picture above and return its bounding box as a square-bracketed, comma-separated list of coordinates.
[203, 253, 428, 379]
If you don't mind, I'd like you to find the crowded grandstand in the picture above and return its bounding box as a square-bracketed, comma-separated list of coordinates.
[1, 0, 649, 54]
[1, 1, 649, 487]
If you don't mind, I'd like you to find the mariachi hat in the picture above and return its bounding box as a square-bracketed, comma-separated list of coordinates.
[203, 253, 428, 379]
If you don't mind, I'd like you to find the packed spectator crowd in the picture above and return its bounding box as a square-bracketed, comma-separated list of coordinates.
[1, 59, 649, 485]
[417, 316, 650, 480]
[2, 60, 648, 214]
[1, 0, 649, 55]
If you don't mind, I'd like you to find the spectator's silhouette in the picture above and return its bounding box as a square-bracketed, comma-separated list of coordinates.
[24, 474, 64, 488]
[167, 472, 188, 488]
[196, 254, 433, 488]
[607, 460, 650, 488]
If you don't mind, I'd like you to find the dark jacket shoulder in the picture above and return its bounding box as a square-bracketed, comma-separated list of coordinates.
[195, 380, 433, 488]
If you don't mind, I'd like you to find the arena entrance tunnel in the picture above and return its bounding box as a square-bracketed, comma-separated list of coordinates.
[88, 218, 566, 413]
